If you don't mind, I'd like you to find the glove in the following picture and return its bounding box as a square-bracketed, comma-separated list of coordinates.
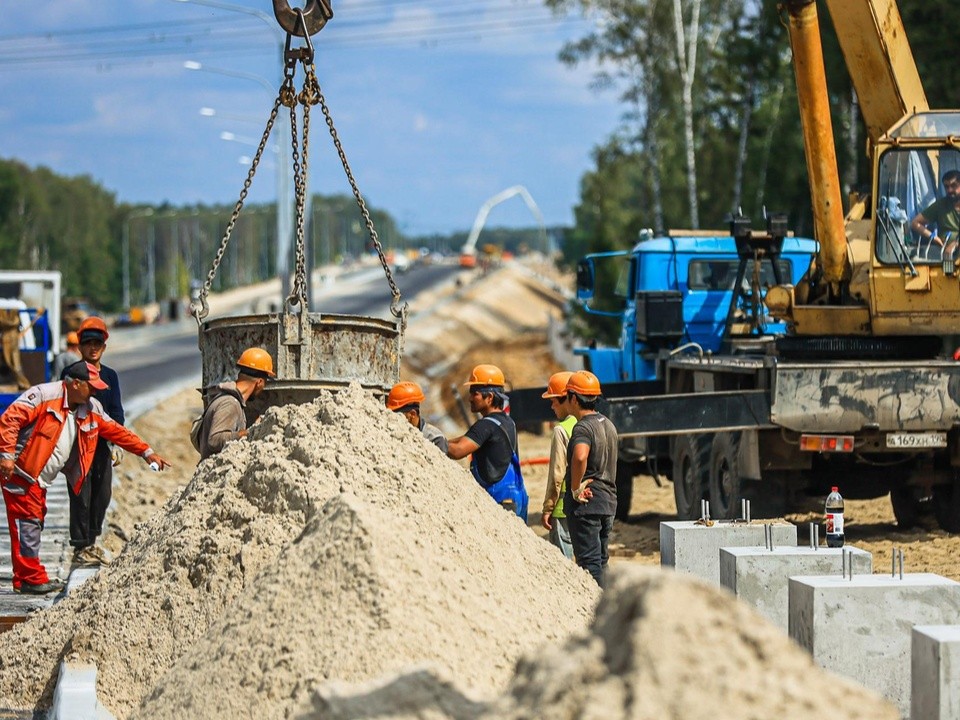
[111, 445, 124, 467]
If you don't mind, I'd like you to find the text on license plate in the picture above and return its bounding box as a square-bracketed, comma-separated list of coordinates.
[885, 432, 947, 449]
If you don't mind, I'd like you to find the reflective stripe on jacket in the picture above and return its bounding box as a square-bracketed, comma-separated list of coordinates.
[0, 381, 152, 493]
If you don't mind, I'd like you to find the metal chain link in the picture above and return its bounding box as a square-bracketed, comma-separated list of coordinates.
[311, 73, 407, 324]
[192, 95, 283, 326]
[285, 91, 310, 308]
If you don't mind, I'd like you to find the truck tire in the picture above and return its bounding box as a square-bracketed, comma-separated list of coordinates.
[708, 432, 743, 520]
[672, 434, 710, 520]
[890, 485, 920, 529]
[615, 461, 636, 521]
[934, 479, 960, 533]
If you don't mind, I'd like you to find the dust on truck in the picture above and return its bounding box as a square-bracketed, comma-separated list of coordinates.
[516, 0, 960, 532]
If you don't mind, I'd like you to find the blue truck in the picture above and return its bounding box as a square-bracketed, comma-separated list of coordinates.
[509, 222, 821, 521]
[0, 271, 62, 414]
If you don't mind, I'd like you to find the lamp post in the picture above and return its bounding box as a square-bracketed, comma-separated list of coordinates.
[123, 208, 154, 310]
[176, 0, 295, 300]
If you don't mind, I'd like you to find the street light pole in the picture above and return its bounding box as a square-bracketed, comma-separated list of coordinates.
[175, 0, 295, 301]
[123, 208, 154, 310]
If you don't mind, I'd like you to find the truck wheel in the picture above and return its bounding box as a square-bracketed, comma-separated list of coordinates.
[672, 435, 710, 520]
[934, 479, 960, 533]
[615, 461, 635, 521]
[890, 486, 920, 529]
[708, 432, 743, 520]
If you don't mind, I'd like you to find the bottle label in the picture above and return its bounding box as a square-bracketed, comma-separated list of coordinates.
[826, 512, 843, 535]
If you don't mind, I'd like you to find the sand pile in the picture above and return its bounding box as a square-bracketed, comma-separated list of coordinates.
[0, 384, 598, 718]
[302, 565, 899, 720]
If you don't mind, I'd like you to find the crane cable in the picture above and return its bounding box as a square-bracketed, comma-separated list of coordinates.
[192, 6, 406, 331]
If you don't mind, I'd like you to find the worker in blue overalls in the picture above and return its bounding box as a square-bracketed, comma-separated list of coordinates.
[447, 364, 528, 520]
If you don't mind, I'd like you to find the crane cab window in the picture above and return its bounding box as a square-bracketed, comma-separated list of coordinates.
[876, 147, 960, 266]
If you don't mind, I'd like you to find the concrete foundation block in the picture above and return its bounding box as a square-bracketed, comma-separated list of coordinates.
[660, 520, 797, 585]
[789, 573, 960, 718]
[720, 545, 872, 631]
[51, 661, 116, 720]
[912, 625, 960, 720]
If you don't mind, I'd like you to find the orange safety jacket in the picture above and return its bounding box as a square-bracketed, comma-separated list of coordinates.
[0, 381, 152, 493]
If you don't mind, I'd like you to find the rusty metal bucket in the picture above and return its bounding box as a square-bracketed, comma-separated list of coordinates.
[199, 310, 402, 418]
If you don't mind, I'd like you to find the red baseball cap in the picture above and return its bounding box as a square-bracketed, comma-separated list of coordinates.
[63, 361, 109, 390]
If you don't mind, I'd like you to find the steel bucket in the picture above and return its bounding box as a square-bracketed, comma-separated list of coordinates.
[199, 310, 402, 419]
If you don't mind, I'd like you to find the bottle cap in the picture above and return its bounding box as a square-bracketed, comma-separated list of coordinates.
[831, 486, 838, 492]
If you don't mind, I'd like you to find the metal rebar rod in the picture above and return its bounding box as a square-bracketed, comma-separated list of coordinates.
[891, 547, 896, 578]
[745, 499, 751, 523]
[899, 549, 904, 580]
[809, 522, 815, 550]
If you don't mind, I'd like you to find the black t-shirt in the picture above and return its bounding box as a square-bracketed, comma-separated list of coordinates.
[464, 412, 517, 486]
[563, 412, 618, 516]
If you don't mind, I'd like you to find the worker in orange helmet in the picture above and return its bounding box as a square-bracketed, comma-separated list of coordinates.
[386, 381, 448, 453]
[52, 331, 82, 379]
[540, 370, 576, 559]
[447, 364, 528, 519]
[563, 370, 619, 587]
[196, 347, 275, 461]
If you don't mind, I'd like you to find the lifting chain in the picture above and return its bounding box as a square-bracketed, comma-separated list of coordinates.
[193, 5, 406, 332]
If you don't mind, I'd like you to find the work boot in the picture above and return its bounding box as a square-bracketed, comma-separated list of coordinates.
[72, 545, 111, 567]
[14, 579, 64, 595]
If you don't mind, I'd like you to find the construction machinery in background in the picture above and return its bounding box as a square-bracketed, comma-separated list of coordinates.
[192, 0, 405, 422]
[0, 271, 61, 414]
[513, 0, 960, 531]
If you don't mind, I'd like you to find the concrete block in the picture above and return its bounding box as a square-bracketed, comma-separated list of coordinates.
[789, 573, 960, 717]
[912, 625, 960, 720]
[720, 545, 872, 631]
[660, 521, 797, 585]
[51, 661, 116, 720]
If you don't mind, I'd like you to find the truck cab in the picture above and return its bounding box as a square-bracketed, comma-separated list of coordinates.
[575, 230, 819, 386]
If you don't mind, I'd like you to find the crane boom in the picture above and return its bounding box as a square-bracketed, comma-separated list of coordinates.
[821, 0, 928, 148]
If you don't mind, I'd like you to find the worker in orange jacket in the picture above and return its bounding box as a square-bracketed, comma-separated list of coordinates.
[0, 361, 168, 594]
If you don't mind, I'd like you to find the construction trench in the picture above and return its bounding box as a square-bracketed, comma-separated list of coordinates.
[0, 261, 910, 719]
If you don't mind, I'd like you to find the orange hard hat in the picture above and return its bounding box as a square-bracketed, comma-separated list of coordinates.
[463, 364, 505, 387]
[566, 370, 602, 396]
[386, 381, 425, 411]
[78, 316, 109, 341]
[66, 331, 80, 346]
[542, 371, 574, 399]
[236, 347, 276, 378]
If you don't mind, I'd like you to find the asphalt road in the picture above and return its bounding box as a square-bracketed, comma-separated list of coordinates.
[108, 262, 460, 419]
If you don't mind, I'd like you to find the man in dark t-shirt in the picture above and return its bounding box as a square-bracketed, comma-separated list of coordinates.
[911, 169, 960, 257]
[447, 364, 528, 518]
[563, 370, 619, 587]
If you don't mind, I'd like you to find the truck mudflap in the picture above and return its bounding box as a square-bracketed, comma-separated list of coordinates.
[772, 361, 960, 433]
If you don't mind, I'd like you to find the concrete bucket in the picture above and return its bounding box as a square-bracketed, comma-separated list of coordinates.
[199, 309, 402, 421]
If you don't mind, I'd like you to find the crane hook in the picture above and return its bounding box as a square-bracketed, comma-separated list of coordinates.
[273, 0, 333, 37]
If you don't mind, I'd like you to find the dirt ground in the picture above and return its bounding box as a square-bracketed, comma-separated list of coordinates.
[107, 259, 960, 584]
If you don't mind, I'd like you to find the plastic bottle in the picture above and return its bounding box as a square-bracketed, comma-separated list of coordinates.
[825, 486, 844, 548]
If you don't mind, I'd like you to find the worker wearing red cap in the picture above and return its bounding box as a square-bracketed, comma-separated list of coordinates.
[386, 381, 448, 453]
[195, 347, 275, 461]
[68, 316, 124, 566]
[563, 370, 619, 587]
[447, 364, 528, 519]
[0, 361, 168, 594]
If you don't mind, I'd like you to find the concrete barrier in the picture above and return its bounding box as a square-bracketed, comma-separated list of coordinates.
[912, 624, 960, 720]
[789, 573, 960, 717]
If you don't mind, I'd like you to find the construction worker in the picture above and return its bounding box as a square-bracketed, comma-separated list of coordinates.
[0, 361, 168, 594]
[563, 370, 618, 587]
[386, 381, 448, 453]
[69, 316, 124, 566]
[51, 331, 81, 379]
[447, 364, 528, 519]
[540, 371, 576, 559]
[196, 347, 275, 461]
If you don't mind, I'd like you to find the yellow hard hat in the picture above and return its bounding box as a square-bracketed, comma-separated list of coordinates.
[542, 371, 574, 399]
[236, 347, 276, 378]
[386, 381, 426, 411]
[463, 364, 505, 387]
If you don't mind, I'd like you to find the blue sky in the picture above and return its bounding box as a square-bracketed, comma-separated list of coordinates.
[0, 1, 622, 236]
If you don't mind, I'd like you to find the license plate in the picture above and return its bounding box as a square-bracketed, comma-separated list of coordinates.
[885, 432, 947, 449]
